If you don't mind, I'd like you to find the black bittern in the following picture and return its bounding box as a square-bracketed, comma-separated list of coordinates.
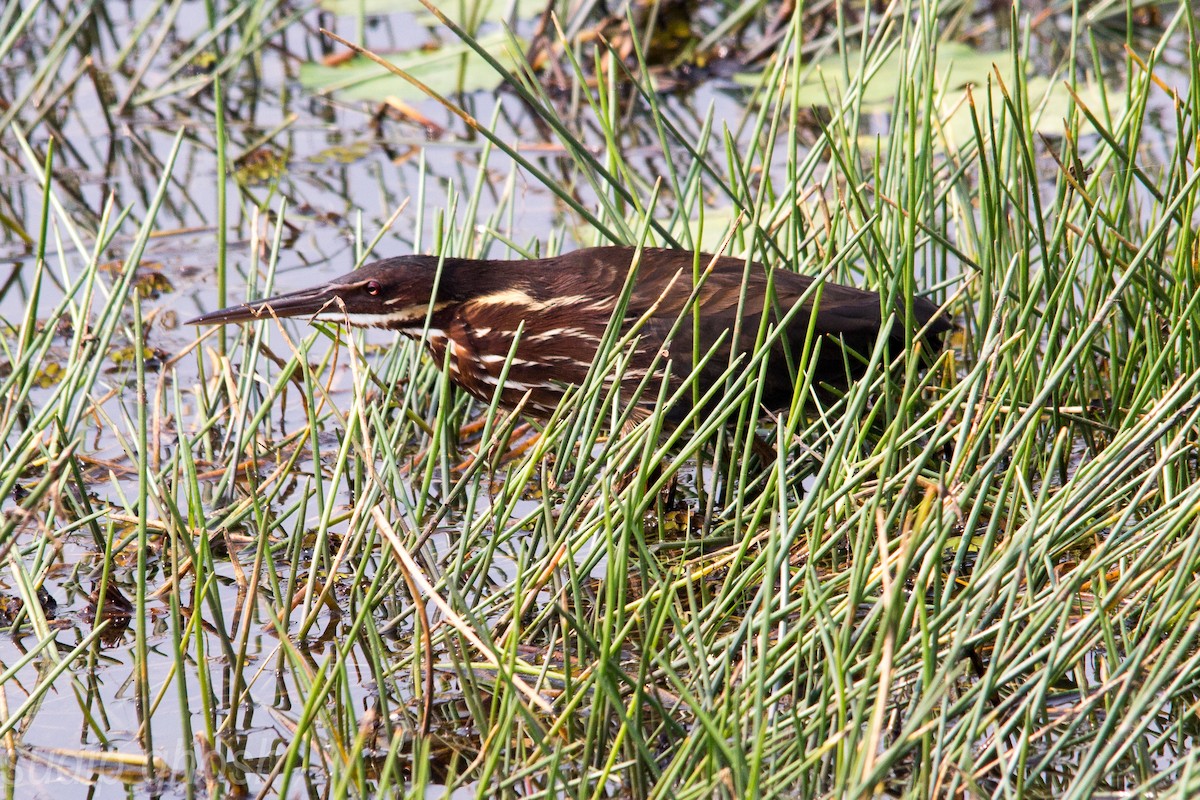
[188, 247, 950, 421]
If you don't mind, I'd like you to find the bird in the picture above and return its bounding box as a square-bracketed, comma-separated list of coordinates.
[188, 246, 950, 424]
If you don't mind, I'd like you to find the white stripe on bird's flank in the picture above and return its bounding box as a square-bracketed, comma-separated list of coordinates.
[477, 354, 557, 368]
[477, 374, 533, 391]
[470, 290, 599, 312]
[528, 327, 602, 344]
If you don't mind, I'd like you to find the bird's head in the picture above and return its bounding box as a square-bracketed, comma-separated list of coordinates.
[187, 255, 454, 330]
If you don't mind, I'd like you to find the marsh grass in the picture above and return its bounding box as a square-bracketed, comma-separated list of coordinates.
[1, 0, 1199, 798]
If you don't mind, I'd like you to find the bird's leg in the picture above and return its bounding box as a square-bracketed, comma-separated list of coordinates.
[750, 432, 778, 467]
[497, 423, 541, 461]
[724, 431, 779, 503]
[457, 414, 492, 440]
[453, 420, 541, 473]
[734, 426, 818, 503]
[400, 409, 538, 477]
[611, 415, 677, 502]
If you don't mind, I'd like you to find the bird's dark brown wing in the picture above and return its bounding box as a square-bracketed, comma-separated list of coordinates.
[579, 247, 946, 416]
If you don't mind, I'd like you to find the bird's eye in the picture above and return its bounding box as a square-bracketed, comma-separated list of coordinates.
[365, 280, 381, 296]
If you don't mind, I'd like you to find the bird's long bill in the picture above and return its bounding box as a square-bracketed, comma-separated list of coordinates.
[186, 283, 342, 326]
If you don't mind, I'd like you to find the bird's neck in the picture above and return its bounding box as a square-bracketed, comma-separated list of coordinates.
[371, 257, 531, 335]
[438, 256, 538, 300]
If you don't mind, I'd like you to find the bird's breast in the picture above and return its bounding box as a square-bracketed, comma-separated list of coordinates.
[413, 308, 694, 418]
[419, 323, 564, 416]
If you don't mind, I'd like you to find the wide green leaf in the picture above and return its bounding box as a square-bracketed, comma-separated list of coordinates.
[299, 30, 524, 102]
